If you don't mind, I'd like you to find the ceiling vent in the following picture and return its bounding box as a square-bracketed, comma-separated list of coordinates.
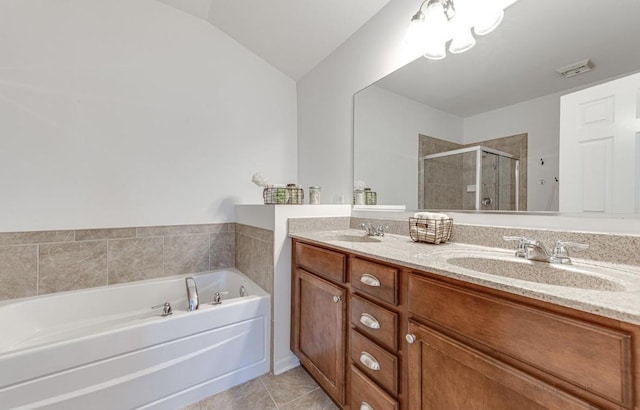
[556, 59, 592, 78]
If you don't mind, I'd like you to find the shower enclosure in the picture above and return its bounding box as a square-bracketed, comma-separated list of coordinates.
[419, 145, 520, 211]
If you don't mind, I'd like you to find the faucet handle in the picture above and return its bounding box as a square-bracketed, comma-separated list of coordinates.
[151, 302, 173, 316]
[374, 224, 389, 236]
[503, 236, 529, 258]
[552, 240, 589, 257]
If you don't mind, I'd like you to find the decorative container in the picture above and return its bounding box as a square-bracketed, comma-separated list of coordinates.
[409, 217, 453, 244]
[309, 186, 321, 205]
[364, 188, 377, 205]
[263, 185, 304, 205]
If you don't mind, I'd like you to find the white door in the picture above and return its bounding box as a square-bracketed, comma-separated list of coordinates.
[559, 71, 640, 213]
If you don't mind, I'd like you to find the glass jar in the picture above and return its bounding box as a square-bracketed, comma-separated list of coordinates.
[354, 189, 365, 205]
[309, 186, 321, 205]
[364, 188, 377, 205]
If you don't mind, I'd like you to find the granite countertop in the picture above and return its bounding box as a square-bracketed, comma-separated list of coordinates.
[290, 229, 640, 325]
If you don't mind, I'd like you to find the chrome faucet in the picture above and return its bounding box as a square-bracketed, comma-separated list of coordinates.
[550, 240, 590, 264]
[151, 302, 173, 317]
[360, 223, 387, 237]
[185, 277, 199, 311]
[503, 236, 588, 265]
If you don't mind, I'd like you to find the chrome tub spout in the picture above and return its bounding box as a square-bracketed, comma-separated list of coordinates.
[185, 277, 199, 311]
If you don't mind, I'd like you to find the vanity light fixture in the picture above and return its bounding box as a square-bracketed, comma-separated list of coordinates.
[406, 0, 506, 60]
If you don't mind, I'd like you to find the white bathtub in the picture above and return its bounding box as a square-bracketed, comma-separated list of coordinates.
[0, 268, 271, 410]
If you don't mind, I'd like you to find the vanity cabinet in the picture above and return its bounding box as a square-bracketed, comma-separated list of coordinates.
[349, 256, 404, 410]
[291, 238, 639, 410]
[407, 272, 634, 410]
[292, 242, 348, 406]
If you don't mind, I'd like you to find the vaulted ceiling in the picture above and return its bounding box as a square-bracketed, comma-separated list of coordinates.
[157, 0, 391, 80]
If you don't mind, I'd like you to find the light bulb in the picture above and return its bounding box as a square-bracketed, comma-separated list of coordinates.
[474, 7, 504, 35]
[449, 28, 476, 54]
[405, 10, 426, 46]
[423, 38, 446, 60]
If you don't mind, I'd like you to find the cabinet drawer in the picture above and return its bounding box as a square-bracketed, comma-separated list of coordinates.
[408, 273, 633, 408]
[351, 258, 398, 305]
[296, 242, 346, 283]
[350, 329, 398, 396]
[351, 295, 398, 351]
[351, 366, 398, 410]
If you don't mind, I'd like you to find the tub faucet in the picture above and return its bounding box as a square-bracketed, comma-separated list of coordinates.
[151, 302, 173, 317]
[185, 277, 199, 311]
[212, 291, 229, 305]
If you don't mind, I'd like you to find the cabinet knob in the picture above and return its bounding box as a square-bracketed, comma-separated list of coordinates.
[332, 295, 341, 303]
[359, 313, 380, 329]
[405, 333, 417, 344]
[359, 351, 380, 371]
[360, 273, 381, 287]
[360, 402, 374, 410]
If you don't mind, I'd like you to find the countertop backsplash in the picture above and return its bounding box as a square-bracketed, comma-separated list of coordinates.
[289, 216, 640, 266]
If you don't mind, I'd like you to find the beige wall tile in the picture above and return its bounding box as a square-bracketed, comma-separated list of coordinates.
[75, 227, 136, 241]
[0, 245, 38, 300]
[108, 237, 164, 284]
[235, 232, 273, 294]
[39, 241, 108, 294]
[137, 223, 233, 237]
[210, 232, 236, 270]
[0, 230, 74, 246]
[164, 234, 210, 275]
[236, 224, 273, 242]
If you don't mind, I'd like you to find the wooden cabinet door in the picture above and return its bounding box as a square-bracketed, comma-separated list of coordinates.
[292, 268, 347, 405]
[406, 320, 595, 410]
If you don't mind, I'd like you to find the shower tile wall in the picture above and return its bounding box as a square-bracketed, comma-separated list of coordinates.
[0, 223, 236, 301]
[419, 133, 528, 210]
[419, 135, 464, 209]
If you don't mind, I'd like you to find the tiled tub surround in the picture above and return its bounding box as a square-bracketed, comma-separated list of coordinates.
[235, 224, 275, 296]
[0, 223, 236, 301]
[289, 217, 640, 325]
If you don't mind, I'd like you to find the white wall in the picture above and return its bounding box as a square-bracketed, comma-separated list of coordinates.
[354, 85, 463, 207]
[297, 0, 427, 204]
[0, 0, 297, 231]
[463, 92, 562, 211]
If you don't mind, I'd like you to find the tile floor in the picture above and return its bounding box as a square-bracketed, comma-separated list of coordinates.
[181, 366, 338, 410]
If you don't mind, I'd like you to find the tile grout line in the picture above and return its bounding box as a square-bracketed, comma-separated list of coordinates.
[276, 386, 321, 408]
[258, 376, 280, 409]
[36, 243, 40, 296]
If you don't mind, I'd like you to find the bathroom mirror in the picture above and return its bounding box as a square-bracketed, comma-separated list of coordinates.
[354, 0, 640, 212]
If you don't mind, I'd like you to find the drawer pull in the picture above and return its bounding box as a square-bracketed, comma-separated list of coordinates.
[359, 313, 380, 329]
[360, 274, 381, 287]
[332, 295, 341, 303]
[360, 402, 374, 410]
[359, 351, 380, 371]
[405, 333, 417, 344]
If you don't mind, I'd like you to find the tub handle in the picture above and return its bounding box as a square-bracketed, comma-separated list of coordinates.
[212, 291, 229, 305]
[151, 302, 173, 317]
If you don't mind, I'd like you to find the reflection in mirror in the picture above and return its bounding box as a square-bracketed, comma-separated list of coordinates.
[353, 0, 640, 212]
